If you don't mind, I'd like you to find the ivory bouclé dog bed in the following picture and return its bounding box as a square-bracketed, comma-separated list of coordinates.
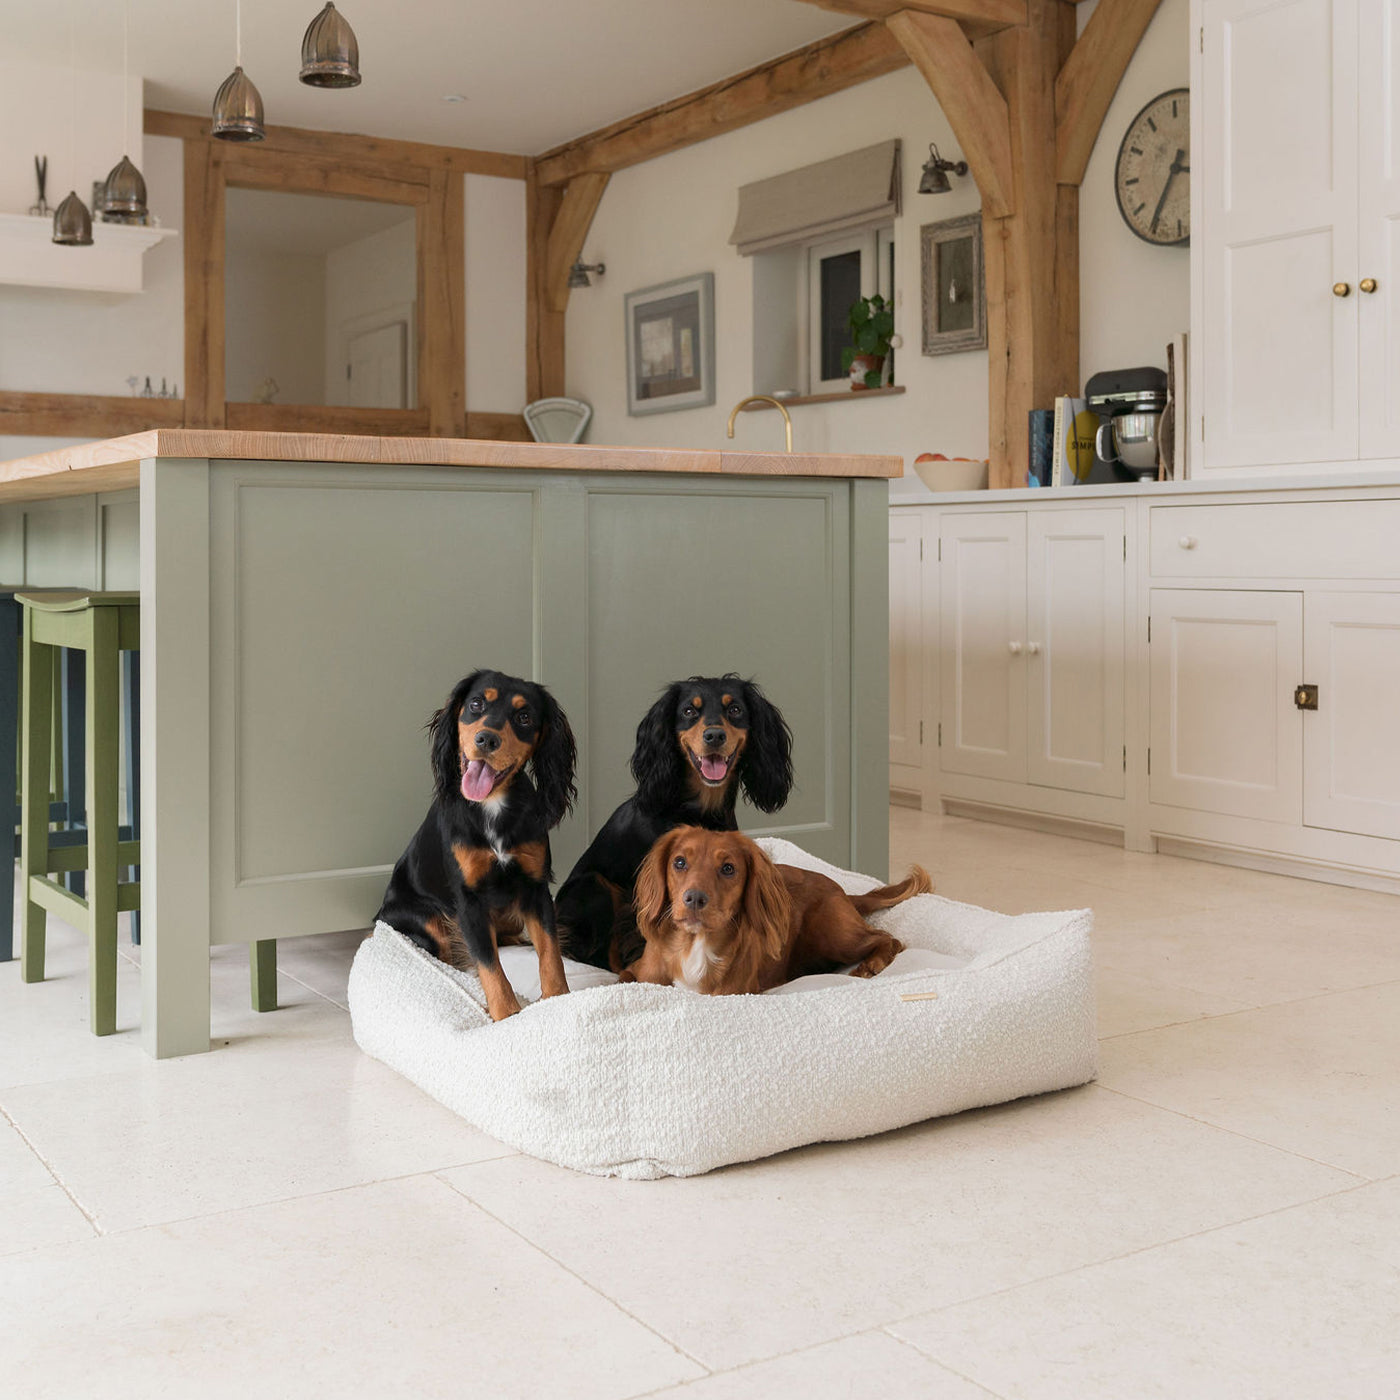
[348, 838, 1098, 1178]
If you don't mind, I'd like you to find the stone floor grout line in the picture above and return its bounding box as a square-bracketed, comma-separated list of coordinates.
[434, 1169, 712, 1379]
[0, 1099, 105, 1238]
[880, 1327, 1007, 1398]
[1090, 1081, 1374, 1181]
[1096, 973, 1400, 1040]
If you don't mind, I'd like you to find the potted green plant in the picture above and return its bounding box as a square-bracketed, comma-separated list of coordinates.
[841, 293, 894, 390]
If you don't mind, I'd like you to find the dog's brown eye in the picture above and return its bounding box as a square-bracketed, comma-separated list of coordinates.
[720, 862, 735, 878]
[673, 856, 687, 871]
[681, 705, 697, 719]
[468, 697, 484, 713]
[727, 705, 742, 719]
[517, 712, 533, 729]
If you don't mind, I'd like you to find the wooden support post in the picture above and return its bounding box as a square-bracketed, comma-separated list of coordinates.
[526, 164, 566, 400]
[419, 168, 467, 437]
[183, 141, 225, 429]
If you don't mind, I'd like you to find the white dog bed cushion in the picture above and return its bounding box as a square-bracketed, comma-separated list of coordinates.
[348, 838, 1097, 1179]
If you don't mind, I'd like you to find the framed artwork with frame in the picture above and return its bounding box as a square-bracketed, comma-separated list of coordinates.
[625, 272, 715, 415]
[920, 214, 987, 356]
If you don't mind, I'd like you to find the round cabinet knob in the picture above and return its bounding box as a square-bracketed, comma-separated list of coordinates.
[1008, 641, 1023, 655]
[1179, 535, 1198, 550]
[1027, 641, 1042, 655]
[1333, 282, 1352, 297]
[1360, 278, 1379, 294]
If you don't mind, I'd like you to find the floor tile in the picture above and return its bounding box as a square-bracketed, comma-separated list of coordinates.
[642, 1330, 998, 1400]
[1099, 981, 1400, 1178]
[0, 1114, 57, 1191]
[442, 1084, 1353, 1372]
[0, 1182, 95, 1257]
[890, 1177, 1400, 1400]
[0, 1173, 703, 1400]
[2, 1026, 517, 1232]
[1094, 964, 1253, 1038]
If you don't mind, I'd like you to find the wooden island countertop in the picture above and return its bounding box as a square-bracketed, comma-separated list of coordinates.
[0, 429, 903, 503]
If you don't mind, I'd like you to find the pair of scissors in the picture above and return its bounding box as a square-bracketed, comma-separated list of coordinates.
[29, 156, 50, 217]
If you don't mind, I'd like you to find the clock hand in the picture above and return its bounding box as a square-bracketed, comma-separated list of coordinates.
[1149, 148, 1187, 234]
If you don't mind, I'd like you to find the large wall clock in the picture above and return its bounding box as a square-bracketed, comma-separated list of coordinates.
[1114, 87, 1190, 247]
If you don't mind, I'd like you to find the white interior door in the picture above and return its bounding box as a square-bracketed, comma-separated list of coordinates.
[939, 513, 1027, 782]
[1149, 589, 1303, 822]
[888, 511, 924, 773]
[1360, 0, 1400, 457]
[346, 320, 408, 409]
[1199, 0, 1359, 467]
[1303, 591, 1400, 838]
[1026, 508, 1126, 797]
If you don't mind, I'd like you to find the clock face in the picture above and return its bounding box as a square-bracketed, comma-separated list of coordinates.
[1114, 88, 1190, 247]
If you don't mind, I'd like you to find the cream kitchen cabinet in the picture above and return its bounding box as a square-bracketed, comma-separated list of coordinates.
[889, 508, 927, 794]
[938, 506, 1127, 801]
[1192, 0, 1400, 473]
[896, 476, 1400, 893]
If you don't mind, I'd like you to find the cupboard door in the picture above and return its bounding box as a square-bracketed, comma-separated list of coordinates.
[1026, 509, 1126, 797]
[888, 511, 924, 772]
[1359, 0, 1400, 457]
[939, 513, 1027, 782]
[1303, 592, 1400, 839]
[1199, 0, 1359, 467]
[1149, 590, 1303, 822]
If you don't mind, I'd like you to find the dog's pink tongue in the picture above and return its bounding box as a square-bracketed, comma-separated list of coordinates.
[700, 754, 728, 782]
[461, 761, 497, 801]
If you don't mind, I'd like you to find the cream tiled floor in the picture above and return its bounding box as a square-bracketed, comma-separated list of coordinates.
[2, 807, 1398, 1399]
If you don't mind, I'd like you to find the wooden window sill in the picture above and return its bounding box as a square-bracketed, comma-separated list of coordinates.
[740, 385, 906, 410]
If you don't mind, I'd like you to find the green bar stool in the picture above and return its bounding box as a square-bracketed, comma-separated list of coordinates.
[17, 591, 276, 1035]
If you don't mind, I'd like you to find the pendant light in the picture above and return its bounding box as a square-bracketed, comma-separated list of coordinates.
[53, 1, 93, 246]
[299, 3, 361, 88]
[102, 2, 148, 223]
[212, 0, 265, 141]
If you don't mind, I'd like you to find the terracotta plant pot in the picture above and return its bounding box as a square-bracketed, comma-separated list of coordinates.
[849, 353, 885, 390]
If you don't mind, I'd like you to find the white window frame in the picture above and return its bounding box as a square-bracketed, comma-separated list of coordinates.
[804, 223, 895, 394]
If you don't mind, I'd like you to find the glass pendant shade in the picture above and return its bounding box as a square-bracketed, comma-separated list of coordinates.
[101, 155, 147, 221]
[300, 3, 361, 87]
[53, 190, 94, 245]
[212, 65, 266, 141]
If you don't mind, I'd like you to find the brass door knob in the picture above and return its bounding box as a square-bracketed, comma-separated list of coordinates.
[1360, 278, 1379, 294]
[1333, 282, 1352, 297]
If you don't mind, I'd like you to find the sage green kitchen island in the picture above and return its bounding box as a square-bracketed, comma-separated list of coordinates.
[0, 430, 900, 1056]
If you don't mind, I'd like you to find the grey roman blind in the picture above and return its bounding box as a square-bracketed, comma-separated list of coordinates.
[729, 139, 901, 257]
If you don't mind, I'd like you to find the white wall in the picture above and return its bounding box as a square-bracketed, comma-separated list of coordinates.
[564, 7, 1190, 495]
[1078, 0, 1191, 384]
[225, 249, 327, 405]
[465, 174, 527, 414]
[324, 217, 417, 406]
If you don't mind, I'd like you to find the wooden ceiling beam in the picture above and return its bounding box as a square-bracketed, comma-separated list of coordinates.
[1054, 0, 1165, 185]
[793, 0, 1027, 35]
[532, 22, 909, 187]
[885, 9, 1015, 219]
[144, 108, 527, 180]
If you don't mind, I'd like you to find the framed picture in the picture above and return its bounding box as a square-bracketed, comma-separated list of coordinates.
[625, 272, 715, 415]
[920, 214, 987, 355]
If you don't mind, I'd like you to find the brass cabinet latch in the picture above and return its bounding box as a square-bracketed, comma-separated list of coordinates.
[1294, 684, 1319, 711]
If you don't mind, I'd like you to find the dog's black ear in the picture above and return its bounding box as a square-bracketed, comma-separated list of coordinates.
[530, 686, 578, 830]
[630, 683, 685, 811]
[738, 678, 793, 813]
[429, 672, 482, 804]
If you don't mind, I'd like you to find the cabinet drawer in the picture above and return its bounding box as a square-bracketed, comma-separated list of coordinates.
[1150, 501, 1400, 580]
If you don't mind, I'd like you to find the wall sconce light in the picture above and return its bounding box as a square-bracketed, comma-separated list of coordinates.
[918, 142, 968, 195]
[567, 260, 606, 289]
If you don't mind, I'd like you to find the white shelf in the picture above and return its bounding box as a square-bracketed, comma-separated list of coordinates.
[0, 212, 178, 294]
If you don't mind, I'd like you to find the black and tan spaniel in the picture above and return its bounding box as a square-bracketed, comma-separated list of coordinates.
[376, 669, 577, 1021]
[555, 675, 793, 969]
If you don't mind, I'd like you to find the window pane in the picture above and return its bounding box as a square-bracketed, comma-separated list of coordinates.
[819, 249, 862, 382]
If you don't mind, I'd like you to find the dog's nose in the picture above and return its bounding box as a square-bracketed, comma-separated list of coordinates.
[474, 729, 501, 753]
[682, 887, 708, 912]
[702, 726, 726, 748]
